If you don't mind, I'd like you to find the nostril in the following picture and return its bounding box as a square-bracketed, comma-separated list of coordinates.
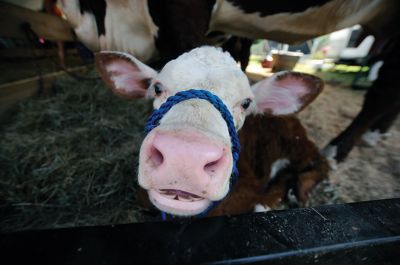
[149, 146, 164, 167]
[204, 157, 222, 176]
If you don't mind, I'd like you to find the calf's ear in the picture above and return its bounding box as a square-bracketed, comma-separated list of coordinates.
[95, 51, 157, 99]
[251, 71, 323, 115]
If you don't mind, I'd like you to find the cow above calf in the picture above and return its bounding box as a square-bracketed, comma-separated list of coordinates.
[96, 46, 326, 217]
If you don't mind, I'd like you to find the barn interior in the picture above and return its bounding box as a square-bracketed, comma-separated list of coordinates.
[0, 0, 399, 235]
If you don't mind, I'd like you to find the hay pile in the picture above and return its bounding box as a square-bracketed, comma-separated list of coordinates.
[0, 70, 155, 232]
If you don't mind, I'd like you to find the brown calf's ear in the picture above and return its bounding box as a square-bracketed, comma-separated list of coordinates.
[95, 51, 157, 99]
[251, 71, 323, 115]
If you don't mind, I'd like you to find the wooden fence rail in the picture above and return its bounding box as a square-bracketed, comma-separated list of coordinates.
[0, 66, 91, 118]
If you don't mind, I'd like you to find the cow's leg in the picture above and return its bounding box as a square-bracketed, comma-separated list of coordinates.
[370, 108, 400, 133]
[256, 168, 296, 210]
[324, 87, 398, 162]
[222, 37, 253, 72]
[295, 157, 330, 203]
[323, 93, 383, 162]
[361, 108, 400, 146]
[239, 38, 253, 72]
[148, 0, 215, 65]
[207, 181, 260, 216]
[323, 35, 400, 163]
[57, 41, 66, 68]
[256, 157, 329, 210]
[222, 36, 240, 62]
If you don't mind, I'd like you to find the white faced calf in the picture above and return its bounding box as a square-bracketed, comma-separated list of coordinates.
[96, 46, 321, 216]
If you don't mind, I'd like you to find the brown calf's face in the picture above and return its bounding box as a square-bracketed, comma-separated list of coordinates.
[95, 46, 323, 216]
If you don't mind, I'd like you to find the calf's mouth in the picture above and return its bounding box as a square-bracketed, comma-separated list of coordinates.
[148, 189, 211, 216]
[158, 189, 205, 202]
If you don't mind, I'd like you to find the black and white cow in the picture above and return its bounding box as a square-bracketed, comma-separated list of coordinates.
[61, 0, 400, 163]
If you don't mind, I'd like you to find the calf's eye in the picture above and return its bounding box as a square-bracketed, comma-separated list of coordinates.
[241, 98, 252, 110]
[154, 83, 163, 96]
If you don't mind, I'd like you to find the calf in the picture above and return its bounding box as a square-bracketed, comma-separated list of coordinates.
[96, 46, 324, 217]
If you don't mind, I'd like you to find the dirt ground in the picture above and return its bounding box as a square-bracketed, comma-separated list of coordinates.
[299, 83, 400, 205]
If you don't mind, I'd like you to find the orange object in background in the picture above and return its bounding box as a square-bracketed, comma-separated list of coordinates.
[261, 58, 273, 68]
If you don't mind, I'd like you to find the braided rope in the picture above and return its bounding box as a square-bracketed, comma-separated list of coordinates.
[144, 89, 241, 218]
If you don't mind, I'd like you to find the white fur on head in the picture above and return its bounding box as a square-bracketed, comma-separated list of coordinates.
[154, 47, 250, 100]
[152, 46, 253, 130]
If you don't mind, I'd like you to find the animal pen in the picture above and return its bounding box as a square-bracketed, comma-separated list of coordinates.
[0, 2, 399, 264]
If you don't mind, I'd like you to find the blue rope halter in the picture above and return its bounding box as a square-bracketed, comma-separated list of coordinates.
[144, 89, 241, 219]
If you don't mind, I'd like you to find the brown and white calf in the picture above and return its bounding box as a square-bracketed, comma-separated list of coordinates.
[96, 46, 326, 217]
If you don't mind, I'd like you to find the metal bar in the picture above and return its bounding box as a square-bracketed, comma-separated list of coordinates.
[0, 199, 399, 264]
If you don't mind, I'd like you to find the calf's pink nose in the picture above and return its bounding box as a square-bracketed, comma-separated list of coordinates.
[142, 131, 231, 192]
